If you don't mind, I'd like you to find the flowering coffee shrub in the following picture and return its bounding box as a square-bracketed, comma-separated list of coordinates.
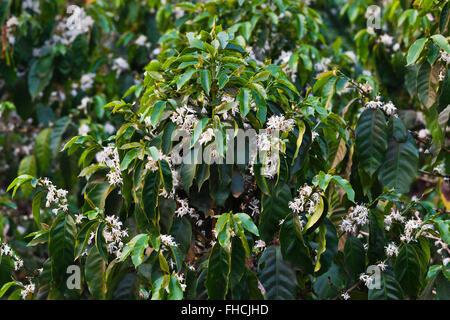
[1, 0, 449, 300]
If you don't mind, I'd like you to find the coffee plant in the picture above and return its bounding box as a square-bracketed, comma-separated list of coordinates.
[0, 0, 449, 300]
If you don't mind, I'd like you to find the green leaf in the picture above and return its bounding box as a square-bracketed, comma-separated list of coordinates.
[176, 69, 197, 91]
[17, 155, 37, 197]
[237, 87, 251, 117]
[313, 263, 346, 299]
[205, 243, 230, 299]
[344, 237, 366, 279]
[378, 134, 418, 194]
[257, 246, 297, 300]
[279, 215, 314, 273]
[50, 116, 70, 157]
[430, 34, 450, 54]
[191, 118, 210, 147]
[260, 184, 292, 242]
[394, 244, 424, 298]
[416, 62, 440, 108]
[406, 38, 427, 66]
[28, 54, 54, 100]
[142, 172, 159, 221]
[330, 176, 355, 203]
[235, 213, 259, 236]
[229, 237, 246, 290]
[85, 246, 106, 299]
[200, 69, 211, 96]
[0, 281, 23, 298]
[368, 273, 404, 300]
[368, 211, 386, 264]
[49, 213, 76, 288]
[355, 109, 388, 176]
[150, 101, 167, 126]
[35, 128, 52, 174]
[168, 275, 184, 300]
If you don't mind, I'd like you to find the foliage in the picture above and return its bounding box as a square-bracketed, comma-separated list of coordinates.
[0, 0, 449, 300]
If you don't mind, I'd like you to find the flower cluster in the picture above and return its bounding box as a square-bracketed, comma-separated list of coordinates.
[103, 215, 129, 259]
[173, 272, 187, 291]
[160, 234, 178, 249]
[384, 207, 405, 231]
[266, 115, 295, 133]
[359, 273, 375, 288]
[112, 57, 130, 76]
[0, 241, 24, 271]
[288, 184, 321, 217]
[40, 178, 69, 213]
[49, 5, 94, 46]
[198, 128, 214, 145]
[364, 98, 397, 116]
[314, 57, 332, 73]
[20, 281, 35, 300]
[170, 106, 199, 133]
[439, 50, 450, 64]
[253, 240, 266, 252]
[96, 146, 123, 186]
[5, 16, 19, 45]
[339, 204, 369, 234]
[385, 242, 399, 257]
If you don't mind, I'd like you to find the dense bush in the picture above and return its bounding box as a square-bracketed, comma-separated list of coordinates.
[0, 0, 449, 300]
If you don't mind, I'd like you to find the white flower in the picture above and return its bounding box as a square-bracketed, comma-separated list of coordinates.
[6, 16, 19, 28]
[360, 82, 373, 94]
[253, 240, 266, 251]
[75, 214, 85, 224]
[377, 261, 387, 271]
[266, 115, 294, 132]
[64, 5, 94, 43]
[360, 273, 375, 288]
[444, 257, 450, 266]
[275, 50, 292, 65]
[112, 57, 129, 76]
[392, 43, 400, 51]
[170, 106, 199, 133]
[341, 292, 350, 300]
[382, 101, 397, 116]
[314, 57, 331, 72]
[400, 217, 422, 243]
[175, 197, 195, 218]
[97, 146, 123, 185]
[384, 208, 405, 231]
[380, 34, 393, 47]
[22, 0, 41, 13]
[0, 243, 13, 257]
[103, 122, 115, 135]
[340, 204, 369, 233]
[311, 131, 319, 141]
[80, 73, 95, 91]
[103, 215, 128, 258]
[14, 259, 24, 270]
[439, 50, 450, 64]
[160, 234, 178, 247]
[344, 51, 357, 63]
[417, 128, 430, 139]
[145, 156, 159, 172]
[135, 35, 150, 47]
[385, 243, 399, 257]
[198, 128, 214, 145]
[20, 281, 35, 300]
[77, 96, 92, 114]
[248, 198, 260, 216]
[439, 71, 446, 82]
[40, 178, 69, 212]
[78, 123, 90, 136]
